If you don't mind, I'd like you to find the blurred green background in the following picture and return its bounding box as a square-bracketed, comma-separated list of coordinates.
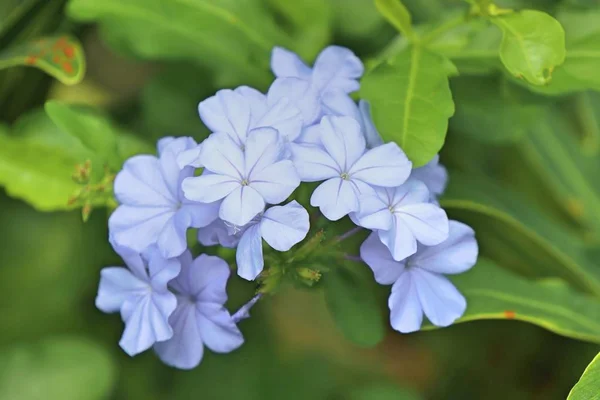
[1, 0, 600, 399]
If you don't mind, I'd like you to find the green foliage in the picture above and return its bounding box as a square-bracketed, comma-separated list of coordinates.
[569, 352, 600, 399]
[0, 337, 116, 400]
[433, 259, 600, 344]
[491, 10, 566, 85]
[375, 0, 415, 40]
[361, 46, 454, 167]
[0, 35, 85, 85]
[324, 261, 386, 347]
[349, 383, 422, 400]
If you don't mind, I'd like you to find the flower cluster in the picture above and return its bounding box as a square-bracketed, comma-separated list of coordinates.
[97, 45, 478, 369]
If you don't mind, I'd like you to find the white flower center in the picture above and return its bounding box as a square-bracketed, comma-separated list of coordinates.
[340, 172, 350, 180]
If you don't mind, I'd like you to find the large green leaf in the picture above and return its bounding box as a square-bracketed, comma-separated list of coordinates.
[324, 262, 386, 347]
[518, 104, 600, 236]
[429, 259, 600, 343]
[441, 173, 600, 296]
[0, 337, 116, 400]
[516, 10, 600, 95]
[45, 101, 154, 173]
[490, 10, 565, 86]
[66, 0, 290, 87]
[0, 113, 86, 211]
[568, 352, 600, 399]
[0, 35, 85, 85]
[449, 74, 549, 142]
[375, 0, 415, 40]
[360, 45, 454, 167]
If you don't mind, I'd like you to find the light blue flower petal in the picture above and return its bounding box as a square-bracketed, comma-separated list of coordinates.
[389, 271, 423, 333]
[147, 250, 181, 290]
[199, 133, 245, 179]
[356, 192, 392, 231]
[181, 200, 220, 228]
[312, 46, 364, 93]
[154, 301, 204, 370]
[269, 77, 321, 125]
[156, 210, 192, 258]
[349, 142, 412, 187]
[391, 179, 430, 206]
[197, 219, 239, 248]
[410, 155, 448, 197]
[290, 143, 339, 181]
[197, 302, 244, 353]
[114, 155, 176, 206]
[119, 293, 176, 356]
[158, 137, 198, 197]
[244, 127, 284, 177]
[96, 267, 148, 313]
[249, 159, 300, 204]
[321, 91, 361, 120]
[412, 268, 466, 327]
[310, 177, 359, 221]
[412, 221, 478, 275]
[182, 174, 240, 203]
[378, 216, 418, 261]
[270, 46, 312, 79]
[177, 144, 203, 169]
[320, 116, 365, 171]
[188, 254, 231, 303]
[109, 205, 174, 254]
[294, 125, 322, 146]
[398, 203, 449, 246]
[261, 201, 309, 251]
[358, 100, 384, 149]
[236, 224, 264, 280]
[259, 96, 303, 142]
[198, 89, 251, 146]
[157, 136, 176, 155]
[220, 185, 265, 226]
[235, 85, 268, 125]
[360, 233, 406, 285]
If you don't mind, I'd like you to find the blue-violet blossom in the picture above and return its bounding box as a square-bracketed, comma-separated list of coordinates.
[360, 220, 478, 333]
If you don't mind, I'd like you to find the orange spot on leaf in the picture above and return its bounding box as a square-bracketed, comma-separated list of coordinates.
[504, 310, 516, 319]
[25, 56, 37, 65]
[53, 55, 61, 63]
[63, 46, 75, 59]
[53, 37, 68, 50]
[62, 62, 73, 74]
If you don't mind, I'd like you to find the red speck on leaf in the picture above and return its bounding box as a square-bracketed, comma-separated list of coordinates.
[504, 310, 516, 319]
[53, 55, 61, 63]
[63, 46, 75, 59]
[25, 56, 37, 65]
[62, 62, 73, 74]
[53, 37, 68, 50]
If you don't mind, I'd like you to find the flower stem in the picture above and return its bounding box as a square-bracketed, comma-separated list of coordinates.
[335, 226, 363, 243]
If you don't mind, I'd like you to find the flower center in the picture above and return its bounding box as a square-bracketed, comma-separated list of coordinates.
[241, 179, 249, 186]
[340, 172, 350, 180]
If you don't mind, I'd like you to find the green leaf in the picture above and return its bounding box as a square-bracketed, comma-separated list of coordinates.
[324, 263, 386, 347]
[491, 10, 565, 85]
[518, 105, 600, 236]
[361, 45, 454, 167]
[441, 173, 600, 296]
[518, 10, 600, 95]
[450, 74, 549, 142]
[0, 35, 86, 85]
[66, 0, 290, 87]
[45, 101, 153, 172]
[0, 337, 116, 400]
[426, 259, 600, 344]
[568, 352, 600, 399]
[0, 112, 87, 211]
[374, 0, 414, 40]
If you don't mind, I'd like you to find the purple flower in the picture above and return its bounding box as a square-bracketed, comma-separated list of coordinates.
[410, 155, 448, 201]
[109, 137, 220, 259]
[234, 201, 309, 280]
[291, 115, 411, 221]
[356, 180, 449, 261]
[154, 251, 243, 369]
[182, 129, 301, 226]
[269, 46, 364, 126]
[198, 86, 303, 148]
[360, 221, 478, 333]
[271, 46, 364, 95]
[96, 245, 180, 356]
